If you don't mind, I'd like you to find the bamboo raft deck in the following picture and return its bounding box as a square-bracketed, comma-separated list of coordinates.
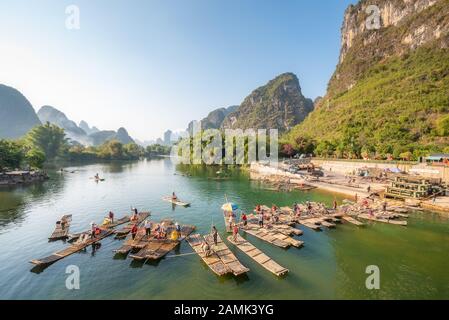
[162, 196, 190, 207]
[187, 234, 231, 276]
[227, 234, 288, 277]
[68, 215, 130, 242]
[48, 214, 72, 240]
[357, 214, 407, 226]
[30, 229, 114, 266]
[341, 215, 364, 226]
[204, 234, 249, 276]
[129, 224, 196, 260]
[114, 222, 196, 258]
[297, 219, 322, 231]
[242, 224, 303, 248]
[128, 240, 180, 260]
[114, 212, 150, 238]
[246, 214, 303, 236]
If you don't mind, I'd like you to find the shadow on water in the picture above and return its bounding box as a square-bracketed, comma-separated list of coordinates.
[0, 174, 65, 229]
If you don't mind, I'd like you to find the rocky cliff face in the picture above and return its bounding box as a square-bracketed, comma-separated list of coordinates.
[331, 0, 449, 95]
[38, 106, 86, 135]
[0, 84, 41, 139]
[221, 73, 313, 133]
[90, 127, 134, 145]
[187, 105, 238, 133]
[289, 0, 449, 156]
[79, 120, 99, 135]
[340, 0, 441, 63]
[37, 105, 93, 145]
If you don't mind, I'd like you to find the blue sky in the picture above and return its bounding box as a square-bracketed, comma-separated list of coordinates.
[0, 0, 356, 140]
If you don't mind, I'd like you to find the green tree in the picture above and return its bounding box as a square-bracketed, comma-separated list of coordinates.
[26, 122, 67, 160]
[0, 139, 24, 171]
[25, 148, 46, 168]
[123, 143, 143, 159]
[436, 114, 449, 136]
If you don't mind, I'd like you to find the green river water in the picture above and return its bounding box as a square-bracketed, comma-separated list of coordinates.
[0, 159, 448, 299]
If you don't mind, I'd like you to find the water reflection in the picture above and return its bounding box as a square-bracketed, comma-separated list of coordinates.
[0, 173, 65, 229]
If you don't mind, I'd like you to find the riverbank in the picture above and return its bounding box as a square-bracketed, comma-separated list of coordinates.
[250, 162, 449, 214]
[0, 170, 48, 186]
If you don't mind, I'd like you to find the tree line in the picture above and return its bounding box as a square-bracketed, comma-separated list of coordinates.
[0, 122, 171, 171]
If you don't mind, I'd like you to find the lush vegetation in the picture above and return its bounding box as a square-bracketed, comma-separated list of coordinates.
[284, 46, 449, 160]
[0, 123, 171, 170]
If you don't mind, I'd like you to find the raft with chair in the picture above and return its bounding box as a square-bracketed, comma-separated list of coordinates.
[187, 234, 232, 276]
[204, 233, 249, 276]
[48, 214, 72, 241]
[246, 214, 302, 236]
[30, 228, 114, 266]
[124, 220, 195, 260]
[227, 234, 288, 277]
[241, 226, 301, 248]
[68, 215, 130, 242]
[114, 212, 150, 238]
[162, 196, 190, 207]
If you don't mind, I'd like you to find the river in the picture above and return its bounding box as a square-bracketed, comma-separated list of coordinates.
[0, 159, 448, 299]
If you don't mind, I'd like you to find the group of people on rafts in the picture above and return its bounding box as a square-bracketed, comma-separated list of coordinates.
[76, 206, 182, 245]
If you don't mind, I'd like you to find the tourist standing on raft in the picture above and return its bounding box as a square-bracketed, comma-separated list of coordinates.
[240, 213, 247, 228]
[175, 222, 181, 238]
[90, 222, 96, 238]
[228, 214, 233, 231]
[211, 225, 218, 245]
[108, 211, 114, 224]
[232, 223, 239, 241]
[144, 220, 152, 236]
[131, 224, 138, 240]
[258, 212, 264, 228]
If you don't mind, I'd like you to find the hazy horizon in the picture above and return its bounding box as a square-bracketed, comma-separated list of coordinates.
[0, 0, 356, 141]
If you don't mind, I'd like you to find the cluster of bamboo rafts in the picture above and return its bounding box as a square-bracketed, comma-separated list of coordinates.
[30, 199, 410, 277]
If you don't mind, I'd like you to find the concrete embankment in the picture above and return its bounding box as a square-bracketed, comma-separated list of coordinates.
[311, 159, 449, 183]
[0, 170, 49, 186]
[249, 162, 368, 199]
[250, 162, 449, 214]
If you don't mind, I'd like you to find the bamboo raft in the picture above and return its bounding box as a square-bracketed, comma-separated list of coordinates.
[227, 234, 288, 277]
[204, 233, 249, 276]
[357, 214, 407, 226]
[48, 214, 72, 240]
[114, 212, 150, 238]
[297, 220, 321, 231]
[242, 226, 303, 248]
[246, 214, 302, 236]
[129, 239, 180, 260]
[30, 229, 114, 266]
[68, 215, 130, 242]
[114, 222, 196, 259]
[31, 215, 130, 266]
[341, 215, 364, 226]
[187, 234, 231, 276]
[162, 196, 190, 207]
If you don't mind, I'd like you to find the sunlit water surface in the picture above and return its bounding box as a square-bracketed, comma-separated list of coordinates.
[0, 159, 448, 299]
